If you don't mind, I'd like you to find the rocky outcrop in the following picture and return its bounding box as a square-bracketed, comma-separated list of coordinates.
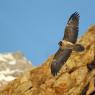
[0, 25, 95, 95]
[0, 52, 32, 88]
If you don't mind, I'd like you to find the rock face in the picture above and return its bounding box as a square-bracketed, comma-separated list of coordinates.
[0, 25, 95, 95]
[0, 52, 32, 88]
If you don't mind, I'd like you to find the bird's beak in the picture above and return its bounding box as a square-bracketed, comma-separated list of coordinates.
[58, 41, 62, 46]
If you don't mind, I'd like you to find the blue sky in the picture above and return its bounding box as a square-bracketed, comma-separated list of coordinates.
[0, 0, 95, 66]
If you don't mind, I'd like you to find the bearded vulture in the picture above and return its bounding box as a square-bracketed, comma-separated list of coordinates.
[51, 12, 84, 76]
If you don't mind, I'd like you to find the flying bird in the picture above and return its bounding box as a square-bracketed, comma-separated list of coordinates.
[51, 12, 85, 76]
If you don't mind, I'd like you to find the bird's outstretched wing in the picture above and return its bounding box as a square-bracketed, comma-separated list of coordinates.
[63, 12, 79, 44]
[51, 48, 72, 76]
[51, 12, 80, 76]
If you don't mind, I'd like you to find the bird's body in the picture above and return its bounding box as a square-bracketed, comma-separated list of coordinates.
[51, 12, 85, 76]
[59, 40, 84, 51]
[59, 40, 74, 50]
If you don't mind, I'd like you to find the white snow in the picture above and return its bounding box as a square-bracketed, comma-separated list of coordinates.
[0, 53, 15, 62]
[0, 68, 22, 75]
[8, 60, 16, 65]
[0, 74, 15, 81]
[0, 53, 17, 65]
[0, 68, 23, 82]
[0, 52, 31, 85]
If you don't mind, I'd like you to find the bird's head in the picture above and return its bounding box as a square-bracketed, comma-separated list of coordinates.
[58, 41, 63, 46]
[58, 40, 66, 49]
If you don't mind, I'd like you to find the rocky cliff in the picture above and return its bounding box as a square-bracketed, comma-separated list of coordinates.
[0, 25, 95, 95]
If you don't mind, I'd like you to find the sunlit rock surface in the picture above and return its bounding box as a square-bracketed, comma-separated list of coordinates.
[0, 25, 95, 95]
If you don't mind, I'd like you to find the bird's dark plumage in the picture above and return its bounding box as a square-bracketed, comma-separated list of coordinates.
[63, 12, 79, 43]
[51, 48, 72, 76]
[51, 12, 84, 76]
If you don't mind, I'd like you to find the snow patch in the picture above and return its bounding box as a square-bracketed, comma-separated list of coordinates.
[8, 60, 16, 65]
[0, 53, 15, 62]
[0, 68, 23, 82]
[0, 68, 23, 75]
[0, 74, 15, 81]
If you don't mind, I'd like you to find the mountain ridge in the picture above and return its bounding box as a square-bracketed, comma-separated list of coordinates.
[0, 52, 32, 88]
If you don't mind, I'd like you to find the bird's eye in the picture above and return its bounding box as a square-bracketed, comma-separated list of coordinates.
[58, 41, 62, 46]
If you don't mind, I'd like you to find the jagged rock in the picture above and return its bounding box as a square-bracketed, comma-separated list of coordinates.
[0, 52, 32, 88]
[0, 25, 95, 95]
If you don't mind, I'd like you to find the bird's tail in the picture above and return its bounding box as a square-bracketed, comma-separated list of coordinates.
[73, 44, 85, 52]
